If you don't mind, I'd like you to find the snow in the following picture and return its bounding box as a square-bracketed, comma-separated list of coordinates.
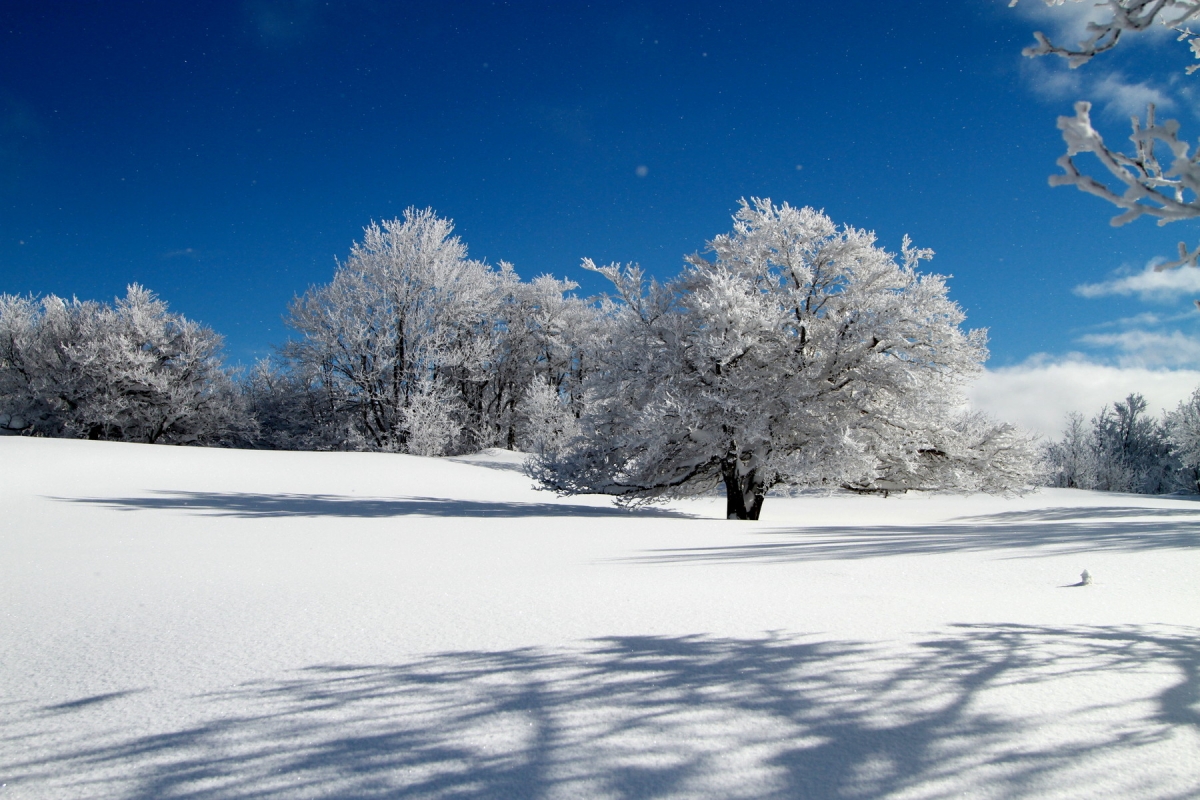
[1, 437, 1197, 799]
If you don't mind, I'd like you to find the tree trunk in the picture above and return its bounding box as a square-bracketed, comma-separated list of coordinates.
[722, 460, 765, 520]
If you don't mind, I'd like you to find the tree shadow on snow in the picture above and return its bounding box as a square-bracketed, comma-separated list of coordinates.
[951, 504, 1200, 524]
[630, 505, 1200, 563]
[445, 453, 528, 473]
[53, 491, 694, 519]
[3, 625, 1197, 799]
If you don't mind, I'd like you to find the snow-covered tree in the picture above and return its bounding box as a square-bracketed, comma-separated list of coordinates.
[475, 272, 596, 451]
[1042, 411, 1098, 488]
[1091, 393, 1177, 492]
[1013, 1, 1200, 276]
[284, 208, 502, 454]
[280, 207, 595, 456]
[516, 377, 580, 456]
[532, 199, 1034, 519]
[1042, 392, 1186, 493]
[1165, 386, 1200, 488]
[0, 285, 251, 445]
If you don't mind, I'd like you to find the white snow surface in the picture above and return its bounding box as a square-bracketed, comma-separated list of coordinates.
[1, 437, 1197, 799]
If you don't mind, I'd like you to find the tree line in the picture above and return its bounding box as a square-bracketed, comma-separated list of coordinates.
[1042, 391, 1200, 494]
[3, 202, 1047, 517]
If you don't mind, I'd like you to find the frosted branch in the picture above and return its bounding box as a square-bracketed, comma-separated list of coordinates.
[1012, 0, 1200, 68]
[1052, 101, 1200, 264]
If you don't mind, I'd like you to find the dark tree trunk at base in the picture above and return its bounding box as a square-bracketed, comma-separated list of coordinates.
[722, 461, 765, 520]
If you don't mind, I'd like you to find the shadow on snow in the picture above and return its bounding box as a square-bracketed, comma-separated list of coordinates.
[4, 625, 1197, 798]
[629, 505, 1200, 562]
[52, 491, 694, 519]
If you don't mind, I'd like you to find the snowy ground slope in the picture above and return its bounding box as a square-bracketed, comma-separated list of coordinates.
[1, 437, 1197, 799]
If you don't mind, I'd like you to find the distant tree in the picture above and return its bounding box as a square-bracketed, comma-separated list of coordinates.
[241, 358, 350, 450]
[476, 272, 596, 451]
[1042, 392, 1189, 493]
[1042, 411, 1098, 488]
[1165, 387, 1200, 489]
[532, 199, 1035, 519]
[0, 285, 251, 445]
[1091, 393, 1177, 492]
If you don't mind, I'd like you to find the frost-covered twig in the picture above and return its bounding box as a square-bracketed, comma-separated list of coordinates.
[1011, 0, 1200, 68]
[1053, 101, 1200, 270]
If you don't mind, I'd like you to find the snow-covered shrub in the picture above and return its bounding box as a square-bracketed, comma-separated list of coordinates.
[401, 377, 462, 457]
[516, 378, 580, 456]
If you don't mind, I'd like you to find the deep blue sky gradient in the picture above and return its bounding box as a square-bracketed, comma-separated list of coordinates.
[2, 0, 1196, 367]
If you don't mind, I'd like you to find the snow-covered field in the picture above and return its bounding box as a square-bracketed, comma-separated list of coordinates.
[1, 437, 1197, 799]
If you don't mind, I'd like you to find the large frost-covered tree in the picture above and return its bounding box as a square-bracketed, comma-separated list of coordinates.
[0, 285, 250, 444]
[1013, 1, 1200, 273]
[533, 199, 1035, 519]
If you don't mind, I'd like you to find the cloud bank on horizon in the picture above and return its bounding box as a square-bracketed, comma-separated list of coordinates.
[970, 358, 1200, 438]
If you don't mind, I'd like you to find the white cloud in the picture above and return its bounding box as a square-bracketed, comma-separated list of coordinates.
[1074, 260, 1200, 301]
[968, 356, 1200, 437]
[1021, 59, 1174, 117]
[1090, 72, 1174, 116]
[1022, 57, 1083, 101]
[1077, 329, 1200, 367]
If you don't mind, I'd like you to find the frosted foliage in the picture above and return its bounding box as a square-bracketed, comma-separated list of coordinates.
[1166, 387, 1200, 477]
[532, 199, 1036, 519]
[401, 378, 461, 457]
[0, 285, 251, 445]
[863, 411, 1043, 497]
[516, 379, 580, 456]
[276, 208, 597, 455]
[1043, 393, 1187, 493]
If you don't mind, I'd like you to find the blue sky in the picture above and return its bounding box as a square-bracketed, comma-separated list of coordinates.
[4, 0, 1200, 429]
